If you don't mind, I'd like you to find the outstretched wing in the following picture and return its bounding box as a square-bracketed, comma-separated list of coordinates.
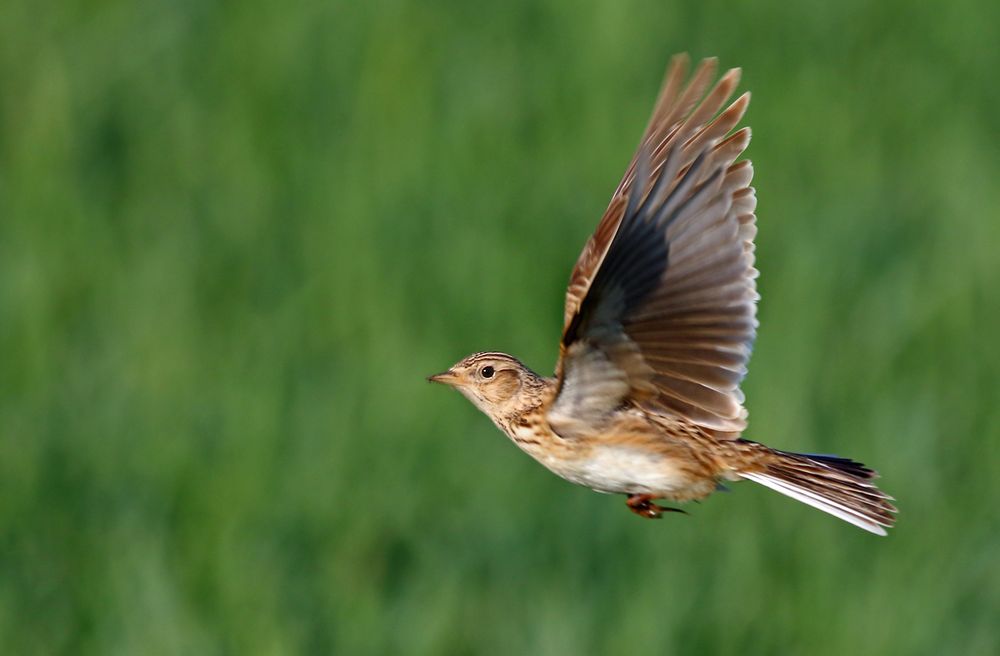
[550, 56, 757, 438]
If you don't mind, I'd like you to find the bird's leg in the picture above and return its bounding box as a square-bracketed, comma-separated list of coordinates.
[626, 494, 687, 519]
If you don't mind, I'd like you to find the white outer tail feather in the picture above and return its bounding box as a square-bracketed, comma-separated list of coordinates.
[740, 471, 889, 536]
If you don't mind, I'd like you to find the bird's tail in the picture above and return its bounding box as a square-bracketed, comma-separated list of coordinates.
[737, 441, 897, 535]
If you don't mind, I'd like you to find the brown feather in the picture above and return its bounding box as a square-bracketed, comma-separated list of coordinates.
[554, 56, 756, 436]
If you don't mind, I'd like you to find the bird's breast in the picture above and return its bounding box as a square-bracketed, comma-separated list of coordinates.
[504, 414, 714, 499]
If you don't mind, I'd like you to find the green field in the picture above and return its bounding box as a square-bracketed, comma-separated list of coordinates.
[2, 1, 998, 653]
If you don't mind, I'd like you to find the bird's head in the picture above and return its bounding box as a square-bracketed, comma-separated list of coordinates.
[428, 352, 539, 421]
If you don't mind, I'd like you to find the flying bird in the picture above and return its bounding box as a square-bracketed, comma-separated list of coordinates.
[429, 55, 896, 535]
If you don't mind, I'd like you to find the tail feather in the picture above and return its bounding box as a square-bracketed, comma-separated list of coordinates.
[795, 452, 877, 479]
[739, 445, 897, 536]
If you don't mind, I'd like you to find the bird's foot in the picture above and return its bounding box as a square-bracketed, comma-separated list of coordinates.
[626, 494, 687, 519]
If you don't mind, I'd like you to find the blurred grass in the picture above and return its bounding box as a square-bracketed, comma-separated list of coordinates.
[1, 0, 999, 653]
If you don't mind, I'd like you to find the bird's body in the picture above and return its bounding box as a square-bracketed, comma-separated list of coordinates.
[430, 55, 896, 534]
[478, 365, 723, 500]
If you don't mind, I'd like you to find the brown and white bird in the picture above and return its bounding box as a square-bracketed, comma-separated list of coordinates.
[429, 55, 896, 535]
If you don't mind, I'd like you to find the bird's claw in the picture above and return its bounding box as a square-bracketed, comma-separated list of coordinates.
[626, 494, 687, 519]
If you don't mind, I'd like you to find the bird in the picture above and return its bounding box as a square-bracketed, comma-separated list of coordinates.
[428, 54, 896, 535]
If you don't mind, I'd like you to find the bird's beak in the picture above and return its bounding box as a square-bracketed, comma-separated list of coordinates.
[427, 369, 460, 386]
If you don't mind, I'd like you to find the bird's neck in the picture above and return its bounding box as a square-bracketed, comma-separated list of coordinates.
[494, 373, 558, 433]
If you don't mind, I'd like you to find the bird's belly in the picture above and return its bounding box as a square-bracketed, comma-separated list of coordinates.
[546, 444, 703, 497]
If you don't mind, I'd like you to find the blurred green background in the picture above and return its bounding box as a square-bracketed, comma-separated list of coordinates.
[2, 0, 998, 653]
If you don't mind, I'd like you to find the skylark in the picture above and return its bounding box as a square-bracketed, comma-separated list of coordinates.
[429, 55, 896, 535]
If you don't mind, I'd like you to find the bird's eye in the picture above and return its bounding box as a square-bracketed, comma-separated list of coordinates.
[480, 366, 495, 379]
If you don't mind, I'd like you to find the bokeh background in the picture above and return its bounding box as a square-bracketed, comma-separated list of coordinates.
[2, 0, 998, 654]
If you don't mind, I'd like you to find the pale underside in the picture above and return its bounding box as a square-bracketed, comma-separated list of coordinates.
[508, 408, 729, 501]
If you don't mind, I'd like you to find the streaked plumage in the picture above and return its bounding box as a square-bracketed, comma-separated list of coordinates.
[430, 55, 896, 535]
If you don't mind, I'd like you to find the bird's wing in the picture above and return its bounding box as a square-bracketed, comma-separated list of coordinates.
[549, 56, 757, 439]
